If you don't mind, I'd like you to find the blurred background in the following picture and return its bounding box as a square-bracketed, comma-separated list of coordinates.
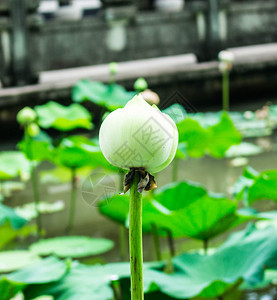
[1, 0, 277, 138]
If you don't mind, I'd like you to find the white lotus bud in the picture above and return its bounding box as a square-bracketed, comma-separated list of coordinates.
[99, 95, 178, 174]
[218, 50, 234, 63]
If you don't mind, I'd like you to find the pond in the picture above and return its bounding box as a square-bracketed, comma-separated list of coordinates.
[1, 80, 277, 300]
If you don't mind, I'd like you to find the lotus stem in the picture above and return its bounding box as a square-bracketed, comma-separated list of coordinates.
[30, 162, 42, 236]
[119, 224, 127, 261]
[67, 167, 77, 234]
[203, 239, 209, 254]
[25, 128, 42, 236]
[222, 70, 230, 111]
[129, 171, 144, 300]
[151, 223, 161, 261]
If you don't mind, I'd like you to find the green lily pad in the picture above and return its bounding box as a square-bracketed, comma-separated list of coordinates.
[53, 136, 116, 171]
[0, 277, 25, 300]
[177, 112, 241, 158]
[18, 131, 54, 162]
[234, 167, 277, 205]
[225, 142, 263, 158]
[0, 151, 31, 180]
[0, 203, 27, 229]
[0, 181, 25, 199]
[99, 181, 250, 240]
[174, 142, 187, 160]
[0, 251, 41, 273]
[0, 222, 36, 250]
[29, 236, 114, 258]
[72, 80, 136, 111]
[162, 104, 187, 125]
[35, 101, 93, 131]
[0, 256, 67, 300]
[142, 224, 277, 299]
[15, 201, 65, 221]
[13, 225, 277, 300]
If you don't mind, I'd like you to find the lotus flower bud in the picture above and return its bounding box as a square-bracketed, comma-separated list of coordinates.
[218, 50, 234, 73]
[109, 62, 118, 75]
[218, 50, 234, 63]
[17, 107, 36, 125]
[134, 77, 148, 92]
[26, 123, 40, 137]
[140, 89, 160, 106]
[99, 95, 178, 174]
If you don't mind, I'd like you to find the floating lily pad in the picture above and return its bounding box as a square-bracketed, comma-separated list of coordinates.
[0, 152, 31, 180]
[0, 257, 66, 300]
[72, 80, 136, 111]
[15, 201, 65, 221]
[0, 251, 41, 273]
[0, 181, 25, 198]
[225, 142, 263, 158]
[29, 236, 114, 258]
[6, 225, 277, 300]
[35, 101, 93, 131]
[0, 203, 27, 229]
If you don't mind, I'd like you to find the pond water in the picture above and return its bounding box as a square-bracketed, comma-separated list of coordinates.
[2, 99, 277, 300]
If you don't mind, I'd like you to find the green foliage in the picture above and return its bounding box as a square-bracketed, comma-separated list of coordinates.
[234, 167, 277, 205]
[142, 224, 277, 299]
[29, 236, 114, 258]
[0, 277, 25, 300]
[0, 222, 36, 250]
[35, 101, 93, 131]
[3, 225, 277, 300]
[72, 80, 136, 111]
[18, 131, 54, 162]
[99, 181, 250, 240]
[0, 251, 41, 273]
[177, 112, 241, 158]
[0, 203, 27, 229]
[0, 151, 31, 180]
[52, 136, 116, 171]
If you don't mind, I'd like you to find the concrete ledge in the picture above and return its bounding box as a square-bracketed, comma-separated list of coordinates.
[0, 50, 277, 109]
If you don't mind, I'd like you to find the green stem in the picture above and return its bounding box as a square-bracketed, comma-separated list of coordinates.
[31, 162, 42, 236]
[164, 229, 174, 274]
[172, 159, 179, 182]
[129, 171, 144, 300]
[25, 128, 42, 236]
[151, 223, 162, 261]
[167, 229, 175, 257]
[110, 276, 122, 300]
[119, 224, 127, 261]
[67, 168, 77, 234]
[203, 239, 208, 254]
[222, 70, 230, 111]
